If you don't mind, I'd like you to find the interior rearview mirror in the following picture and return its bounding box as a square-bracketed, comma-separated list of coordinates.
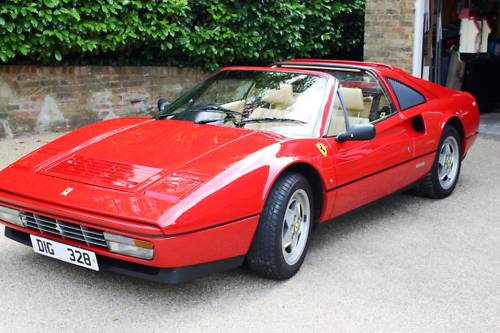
[158, 98, 171, 112]
[336, 123, 376, 143]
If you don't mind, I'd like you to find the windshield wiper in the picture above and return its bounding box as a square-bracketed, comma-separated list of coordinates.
[188, 104, 243, 116]
[154, 112, 176, 120]
[195, 118, 225, 124]
[155, 104, 242, 120]
[239, 118, 308, 125]
[196, 117, 307, 126]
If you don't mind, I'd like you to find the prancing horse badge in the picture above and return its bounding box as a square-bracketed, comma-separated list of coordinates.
[316, 143, 328, 157]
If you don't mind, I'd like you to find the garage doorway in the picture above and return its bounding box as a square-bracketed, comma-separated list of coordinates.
[414, 0, 500, 113]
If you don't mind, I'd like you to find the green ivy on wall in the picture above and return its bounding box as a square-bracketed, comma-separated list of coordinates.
[0, 0, 365, 69]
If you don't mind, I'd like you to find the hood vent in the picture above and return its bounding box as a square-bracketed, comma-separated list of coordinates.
[41, 155, 162, 191]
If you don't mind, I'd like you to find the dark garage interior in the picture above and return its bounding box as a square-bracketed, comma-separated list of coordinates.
[420, 0, 500, 113]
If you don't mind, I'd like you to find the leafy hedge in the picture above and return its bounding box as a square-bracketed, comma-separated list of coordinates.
[0, 0, 365, 69]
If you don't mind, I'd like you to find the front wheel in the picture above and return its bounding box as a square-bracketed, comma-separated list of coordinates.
[414, 125, 462, 198]
[246, 172, 313, 280]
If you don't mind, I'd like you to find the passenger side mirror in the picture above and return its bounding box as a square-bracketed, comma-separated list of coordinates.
[336, 124, 376, 143]
[158, 98, 171, 112]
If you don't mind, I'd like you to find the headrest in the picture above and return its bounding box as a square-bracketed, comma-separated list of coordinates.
[262, 83, 294, 108]
[339, 87, 364, 112]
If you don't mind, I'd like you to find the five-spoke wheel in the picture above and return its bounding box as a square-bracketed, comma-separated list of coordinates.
[282, 189, 311, 266]
[247, 172, 313, 280]
[437, 136, 460, 190]
[414, 125, 462, 198]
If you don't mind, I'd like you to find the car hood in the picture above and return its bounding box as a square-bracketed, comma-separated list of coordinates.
[35, 119, 263, 192]
[0, 118, 284, 231]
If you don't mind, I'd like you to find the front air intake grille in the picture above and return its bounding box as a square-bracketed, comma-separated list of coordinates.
[20, 212, 107, 248]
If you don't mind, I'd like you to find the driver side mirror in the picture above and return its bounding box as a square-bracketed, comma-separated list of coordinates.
[158, 98, 171, 112]
[336, 123, 376, 143]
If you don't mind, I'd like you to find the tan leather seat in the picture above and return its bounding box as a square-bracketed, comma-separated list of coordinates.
[328, 114, 347, 136]
[328, 114, 369, 137]
[339, 87, 370, 120]
[246, 84, 295, 131]
[222, 100, 245, 113]
[348, 116, 369, 126]
[363, 96, 374, 116]
[263, 84, 294, 106]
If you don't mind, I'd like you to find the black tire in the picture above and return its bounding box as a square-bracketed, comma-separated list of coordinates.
[246, 172, 313, 280]
[413, 125, 462, 199]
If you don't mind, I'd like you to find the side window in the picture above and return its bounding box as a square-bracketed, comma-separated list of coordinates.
[386, 78, 426, 111]
[333, 70, 396, 124]
[326, 92, 347, 137]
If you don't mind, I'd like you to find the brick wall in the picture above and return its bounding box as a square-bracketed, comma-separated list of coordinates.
[364, 0, 416, 72]
[0, 66, 209, 138]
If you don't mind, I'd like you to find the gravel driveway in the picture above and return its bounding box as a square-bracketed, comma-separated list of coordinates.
[0, 132, 498, 333]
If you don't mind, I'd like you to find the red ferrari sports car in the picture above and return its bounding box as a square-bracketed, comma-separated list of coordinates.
[0, 60, 479, 283]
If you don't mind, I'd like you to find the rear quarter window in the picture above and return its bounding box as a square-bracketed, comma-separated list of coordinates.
[387, 78, 426, 111]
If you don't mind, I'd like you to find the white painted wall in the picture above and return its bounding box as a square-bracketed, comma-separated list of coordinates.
[412, 0, 426, 78]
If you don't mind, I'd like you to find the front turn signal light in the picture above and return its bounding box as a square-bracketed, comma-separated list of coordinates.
[0, 205, 24, 227]
[103, 232, 154, 260]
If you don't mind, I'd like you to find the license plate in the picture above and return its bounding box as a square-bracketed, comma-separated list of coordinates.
[30, 235, 99, 271]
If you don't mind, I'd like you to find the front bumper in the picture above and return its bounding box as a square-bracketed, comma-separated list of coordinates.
[5, 227, 245, 284]
[0, 200, 259, 268]
[0, 200, 259, 282]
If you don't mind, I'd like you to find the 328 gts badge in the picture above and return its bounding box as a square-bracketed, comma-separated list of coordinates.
[61, 187, 73, 196]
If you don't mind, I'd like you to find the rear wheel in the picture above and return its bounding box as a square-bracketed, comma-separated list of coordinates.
[246, 172, 313, 280]
[414, 125, 462, 198]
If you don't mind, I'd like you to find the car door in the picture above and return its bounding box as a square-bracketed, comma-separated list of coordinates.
[324, 73, 416, 219]
[384, 75, 438, 160]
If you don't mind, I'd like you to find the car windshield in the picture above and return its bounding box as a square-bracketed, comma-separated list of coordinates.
[157, 70, 330, 137]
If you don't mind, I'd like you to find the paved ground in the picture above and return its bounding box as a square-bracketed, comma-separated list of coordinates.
[479, 112, 500, 140]
[0, 130, 498, 333]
